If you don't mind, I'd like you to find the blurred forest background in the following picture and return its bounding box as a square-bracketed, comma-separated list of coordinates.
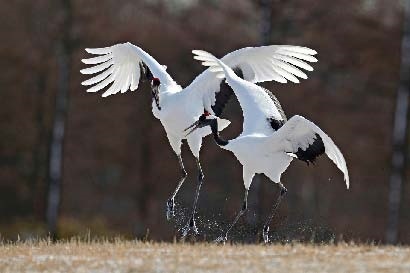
[1, 0, 409, 244]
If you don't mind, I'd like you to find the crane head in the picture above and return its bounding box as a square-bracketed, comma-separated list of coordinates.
[151, 77, 160, 86]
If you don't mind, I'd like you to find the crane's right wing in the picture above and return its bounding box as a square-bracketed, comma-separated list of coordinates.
[186, 45, 317, 116]
[272, 115, 350, 188]
[80, 42, 178, 97]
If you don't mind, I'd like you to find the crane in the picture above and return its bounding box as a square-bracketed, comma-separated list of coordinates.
[80, 42, 318, 237]
[185, 50, 349, 243]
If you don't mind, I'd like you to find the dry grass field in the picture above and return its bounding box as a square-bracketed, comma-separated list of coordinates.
[0, 240, 409, 273]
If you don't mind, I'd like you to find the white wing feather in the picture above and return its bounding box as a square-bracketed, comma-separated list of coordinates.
[187, 45, 317, 113]
[222, 45, 317, 83]
[81, 42, 177, 97]
[273, 115, 350, 188]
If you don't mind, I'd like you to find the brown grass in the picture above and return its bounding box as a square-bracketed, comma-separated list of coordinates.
[0, 239, 409, 273]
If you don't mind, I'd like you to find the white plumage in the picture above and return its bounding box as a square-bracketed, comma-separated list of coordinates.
[80, 42, 318, 236]
[186, 50, 349, 243]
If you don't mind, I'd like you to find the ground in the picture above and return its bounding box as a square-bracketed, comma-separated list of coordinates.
[0, 240, 409, 273]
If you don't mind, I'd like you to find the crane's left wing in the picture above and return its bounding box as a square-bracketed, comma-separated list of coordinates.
[186, 45, 317, 116]
[272, 115, 350, 188]
[80, 42, 178, 97]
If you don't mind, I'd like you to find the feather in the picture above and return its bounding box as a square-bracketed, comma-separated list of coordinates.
[85, 47, 112, 55]
[80, 61, 113, 75]
[86, 74, 114, 93]
[82, 66, 114, 86]
[277, 49, 318, 62]
[272, 54, 314, 71]
[81, 54, 112, 65]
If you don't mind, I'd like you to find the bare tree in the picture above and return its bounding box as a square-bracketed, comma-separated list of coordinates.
[246, 0, 273, 229]
[32, 74, 48, 219]
[386, 0, 410, 244]
[260, 0, 273, 45]
[46, 0, 72, 239]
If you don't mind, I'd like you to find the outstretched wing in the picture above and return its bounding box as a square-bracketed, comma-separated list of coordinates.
[273, 115, 349, 188]
[80, 42, 178, 97]
[186, 45, 317, 116]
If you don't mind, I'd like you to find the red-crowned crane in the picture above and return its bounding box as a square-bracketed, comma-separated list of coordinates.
[185, 50, 349, 243]
[80, 42, 318, 237]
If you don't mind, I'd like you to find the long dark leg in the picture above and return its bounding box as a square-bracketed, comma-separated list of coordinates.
[215, 189, 249, 243]
[262, 183, 287, 243]
[166, 154, 187, 220]
[181, 157, 204, 237]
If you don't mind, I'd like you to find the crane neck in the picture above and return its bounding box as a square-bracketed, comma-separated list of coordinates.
[210, 119, 229, 146]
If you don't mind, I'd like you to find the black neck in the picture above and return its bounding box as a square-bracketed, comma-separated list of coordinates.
[151, 90, 161, 110]
[210, 120, 229, 146]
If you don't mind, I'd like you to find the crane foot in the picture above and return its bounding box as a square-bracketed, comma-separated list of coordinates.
[166, 198, 175, 220]
[262, 225, 270, 243]
[180, 216, 199, 238]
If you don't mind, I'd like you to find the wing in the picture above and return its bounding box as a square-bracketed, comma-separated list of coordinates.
[273, 115, 349, 188]
[80, 42, 178, 97]
[186, 45, 317, 116]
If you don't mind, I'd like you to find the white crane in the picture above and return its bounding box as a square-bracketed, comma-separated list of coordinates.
[80, 42, 318, 236]
[185, 50, 349, 243]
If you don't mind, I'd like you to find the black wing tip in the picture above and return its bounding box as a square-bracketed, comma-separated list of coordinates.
[295, 133, 325, 165]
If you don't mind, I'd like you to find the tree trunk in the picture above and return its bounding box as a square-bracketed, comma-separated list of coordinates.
[32, 74, 48, 220]
[386, 0, 410, 244]
[46, 0, 72, 239]
[260, 0, 273, 45]
[246, 0, 273, 229]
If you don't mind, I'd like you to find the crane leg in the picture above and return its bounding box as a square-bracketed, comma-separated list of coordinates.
[181, 157, 204, 237]
[262, 183, 287, 243]
[215, 189, 249, 243]
[166, 154, 187, 220]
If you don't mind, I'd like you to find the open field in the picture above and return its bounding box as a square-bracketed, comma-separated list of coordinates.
[0, 240, 409, 273]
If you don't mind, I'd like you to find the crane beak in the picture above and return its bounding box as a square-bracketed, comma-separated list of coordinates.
[184, 114, 215, 136]
[184, 118, 214, 136]
[184, 120, 201, 136]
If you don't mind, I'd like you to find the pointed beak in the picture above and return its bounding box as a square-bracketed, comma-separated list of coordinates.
[184, 120, 200, 136]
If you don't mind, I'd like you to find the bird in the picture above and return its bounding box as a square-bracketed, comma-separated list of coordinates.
[184, 50, 349, 243]
[80, 42, 318, 237]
